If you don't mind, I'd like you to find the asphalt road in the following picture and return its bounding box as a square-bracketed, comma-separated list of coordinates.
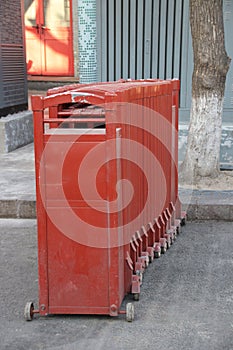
[0, 219, 233, 350]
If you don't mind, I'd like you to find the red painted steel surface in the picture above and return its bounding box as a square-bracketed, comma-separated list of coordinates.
[32, 79, 185, 317]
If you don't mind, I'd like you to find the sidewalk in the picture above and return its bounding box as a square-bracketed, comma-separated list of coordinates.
[0, 142, 233, 220]
[0, 143, 35, 218]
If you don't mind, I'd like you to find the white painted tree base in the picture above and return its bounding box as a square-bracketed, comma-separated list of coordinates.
[180, 93, 223, 183]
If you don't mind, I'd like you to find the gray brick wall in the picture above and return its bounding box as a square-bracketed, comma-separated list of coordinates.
[0, 1, 23, 45]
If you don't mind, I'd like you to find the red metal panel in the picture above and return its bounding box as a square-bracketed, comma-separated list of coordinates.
[47, 220, 109, 310]
[31, 79, 183, 318]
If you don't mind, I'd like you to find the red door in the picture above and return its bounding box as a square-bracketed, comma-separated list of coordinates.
[24, 0, 74, 76]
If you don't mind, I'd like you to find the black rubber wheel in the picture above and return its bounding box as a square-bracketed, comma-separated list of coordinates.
[161, 246, 166, 254]
[154, 251, 161, 258]
[181, 217, 186, 226]
[133, 293, 140, 301]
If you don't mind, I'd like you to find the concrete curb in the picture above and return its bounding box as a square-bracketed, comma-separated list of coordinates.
[181, 189, 233, 221]
[0, 111, 33, 153]
[184, 203, 233, 221]
[0, 199, 36, 219]
[1, 197, 233, 221]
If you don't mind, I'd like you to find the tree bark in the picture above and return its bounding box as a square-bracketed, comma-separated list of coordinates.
[181, 0, 231, 183]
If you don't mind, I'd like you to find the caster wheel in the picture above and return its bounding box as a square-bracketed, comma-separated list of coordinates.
[24, 302, 34, 321]
[149, 255, 153, 263]
[154, 251, 161, 258]
[133, 293, 140, 301]
[167, 240, 171, 249]
[126, 303, 134, 322]
[181, 217, 186, 226]
[136, 271, 143, 284]
[161, 246, 166, 254]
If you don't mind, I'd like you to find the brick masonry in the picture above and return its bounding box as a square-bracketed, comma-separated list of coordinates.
[0, 1, 23, 45]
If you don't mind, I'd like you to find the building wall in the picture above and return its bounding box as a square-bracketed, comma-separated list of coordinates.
[0, 0, 28, 116]
[223, 0, 233, 123]
[69, 0, 232, 122]
[72, 0, 79, 78]
[95, 0, 233, 122]
[96, 0, 192, 113]
[77, 0, 97, 83]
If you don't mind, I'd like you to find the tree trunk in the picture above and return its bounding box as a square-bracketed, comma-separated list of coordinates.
[181, 0, 231, 183]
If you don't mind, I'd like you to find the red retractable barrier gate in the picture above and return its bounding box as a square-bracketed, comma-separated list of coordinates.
[25, 79, 186, 322]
